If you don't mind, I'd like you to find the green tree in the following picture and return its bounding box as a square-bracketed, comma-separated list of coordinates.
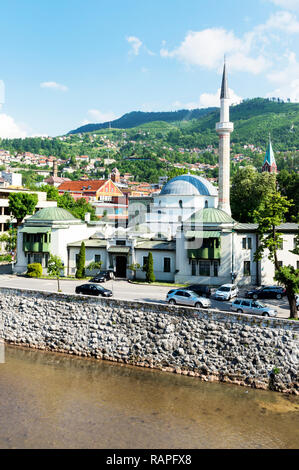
[253, 190, 298, 319]
[86, 260, 102, 274]
[8, 192, 38, 227]
[47, 254, 64, 292]
[8, 192, 38, 261]
[76, 242, 86, 279]
[145, 252, 155, 283]
[230, 166, 276, 222]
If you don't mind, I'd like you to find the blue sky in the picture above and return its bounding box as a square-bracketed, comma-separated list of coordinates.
[0, 0, 299, 137]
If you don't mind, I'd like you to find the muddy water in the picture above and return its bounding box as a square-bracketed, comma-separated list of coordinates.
[0, 346, 298, 449]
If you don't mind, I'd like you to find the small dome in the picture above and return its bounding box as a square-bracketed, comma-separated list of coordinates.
[28, 207, 80, 222]
[160, 174, 218, 197]
[187, 207, 235, 224]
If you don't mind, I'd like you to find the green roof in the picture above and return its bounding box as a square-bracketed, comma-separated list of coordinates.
[20, 226, 51, 234]
[28, 207, 80, 222]
[185, 230, 221, 239]
[186, 208, 235, 224]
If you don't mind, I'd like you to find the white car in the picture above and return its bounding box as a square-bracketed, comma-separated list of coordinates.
[214, 284, 239, 301]
[167, 289, 211, 308]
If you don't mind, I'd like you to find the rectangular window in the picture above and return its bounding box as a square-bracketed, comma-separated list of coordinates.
[116, 240, 126, 246]
[164, 257, 171, 273]
[75, 253, 79, 266]
[95, 254, 101, 263]
[242, 238, 247, 249]
[199, 261, 210, 277]
[143, 256, 148, 268]
[278, 239, 284, 250]
[247, 238, 252, 250]
[244, 261, 251, 276]
[191, 260, 197, 276]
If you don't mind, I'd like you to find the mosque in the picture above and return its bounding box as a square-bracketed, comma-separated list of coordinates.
[14, 64, 298, 286]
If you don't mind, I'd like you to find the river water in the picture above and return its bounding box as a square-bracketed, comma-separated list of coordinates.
[0, 345, 298, 449]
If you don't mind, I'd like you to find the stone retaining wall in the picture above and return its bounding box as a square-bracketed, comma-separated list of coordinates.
[0, 287, 298, 394]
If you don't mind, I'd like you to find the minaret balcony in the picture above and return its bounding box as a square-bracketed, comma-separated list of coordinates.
[216, 122, 234, 133]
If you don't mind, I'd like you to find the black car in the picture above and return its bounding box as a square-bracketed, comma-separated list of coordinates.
[245, 285, 286, 300]
[75, 284, 113, 297]
[182, 284, 211, 298]
[89, 271, 113, 283]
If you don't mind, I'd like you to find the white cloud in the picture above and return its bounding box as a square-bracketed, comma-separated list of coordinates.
[87, 109, 117, 123]
[171, 88, 242, 110]
[266, 51, 299, 101]
[160, 28, 270, 74]
[40, 81, 68, 92]
[0, 113, 28, 138]
[267, 0, 299, 11]
[126, 36, 143, 55]
[259, 10, 299, 33]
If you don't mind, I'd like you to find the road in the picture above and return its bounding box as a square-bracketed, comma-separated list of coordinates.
[0, 275, 292, 319]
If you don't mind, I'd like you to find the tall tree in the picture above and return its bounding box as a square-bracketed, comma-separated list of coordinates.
[253, 190, 298, 319]
[230, 166, 276, 222]
[8, 192, 38, 261]
[145, 252, 155, 283]
[75, 242, 86, 279]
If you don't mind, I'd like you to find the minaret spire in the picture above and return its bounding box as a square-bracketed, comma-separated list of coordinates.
[216, 60, 234, 216]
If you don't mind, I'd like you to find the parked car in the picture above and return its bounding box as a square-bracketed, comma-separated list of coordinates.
[214, 284, 239, 301]
[182, 284, 211, 298]
[245, 285, 286, 300]
[89, 271, 114, 283]
[231, 298, 277, 317]
[76, 284, 113, 297]
[167, 289, 211, 308]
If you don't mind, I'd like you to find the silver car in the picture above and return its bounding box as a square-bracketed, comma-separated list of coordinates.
[167, 289, 211, 309]
[231, 298, 277, 317]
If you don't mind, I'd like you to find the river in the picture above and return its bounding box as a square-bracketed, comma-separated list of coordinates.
[0, 345, 298, 449]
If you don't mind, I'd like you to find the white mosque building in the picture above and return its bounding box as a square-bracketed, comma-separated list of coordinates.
[14, 63, 299, 286]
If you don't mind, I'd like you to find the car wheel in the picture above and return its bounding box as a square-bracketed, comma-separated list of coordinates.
[169, 299, 176, 305]
[253, 294, 258, 300]
[276, 293, 282, 299]
[263, 312, 269, 317]
[237, 309, 243, 313]
[195, 302, 202, 308]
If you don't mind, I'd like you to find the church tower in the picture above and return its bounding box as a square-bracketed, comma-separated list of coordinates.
[216, 60, 234, 216]
[262, 136, 277, 173]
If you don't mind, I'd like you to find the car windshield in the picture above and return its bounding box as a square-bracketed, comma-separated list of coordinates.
[218, 287, 230, 292]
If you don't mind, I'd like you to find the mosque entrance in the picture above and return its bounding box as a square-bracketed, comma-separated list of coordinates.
[115, 256, 127, 278]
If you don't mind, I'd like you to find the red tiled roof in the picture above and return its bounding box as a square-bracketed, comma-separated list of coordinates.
[58, 180, 107, 191]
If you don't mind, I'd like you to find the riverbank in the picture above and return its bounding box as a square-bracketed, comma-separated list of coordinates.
[0, 286, 298, 394]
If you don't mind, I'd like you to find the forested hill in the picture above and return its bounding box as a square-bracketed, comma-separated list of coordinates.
[68, 107, 218, 134]
[68, 98, 299, 147]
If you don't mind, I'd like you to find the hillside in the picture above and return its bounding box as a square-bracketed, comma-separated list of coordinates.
[68, 98, 299, 151]
[68, 108, 218, 134]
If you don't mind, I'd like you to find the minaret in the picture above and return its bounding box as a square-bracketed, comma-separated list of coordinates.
[262, 135, 277, 173]
[216, 60, 234, 216]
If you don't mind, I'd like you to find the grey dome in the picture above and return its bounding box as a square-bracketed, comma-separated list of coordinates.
[160, 174, 218, 197]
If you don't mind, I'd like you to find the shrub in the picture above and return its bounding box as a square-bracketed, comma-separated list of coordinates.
[146, 252, 155, 283]
[75, 242, 86, 279]
[26, 263, 42, 278]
